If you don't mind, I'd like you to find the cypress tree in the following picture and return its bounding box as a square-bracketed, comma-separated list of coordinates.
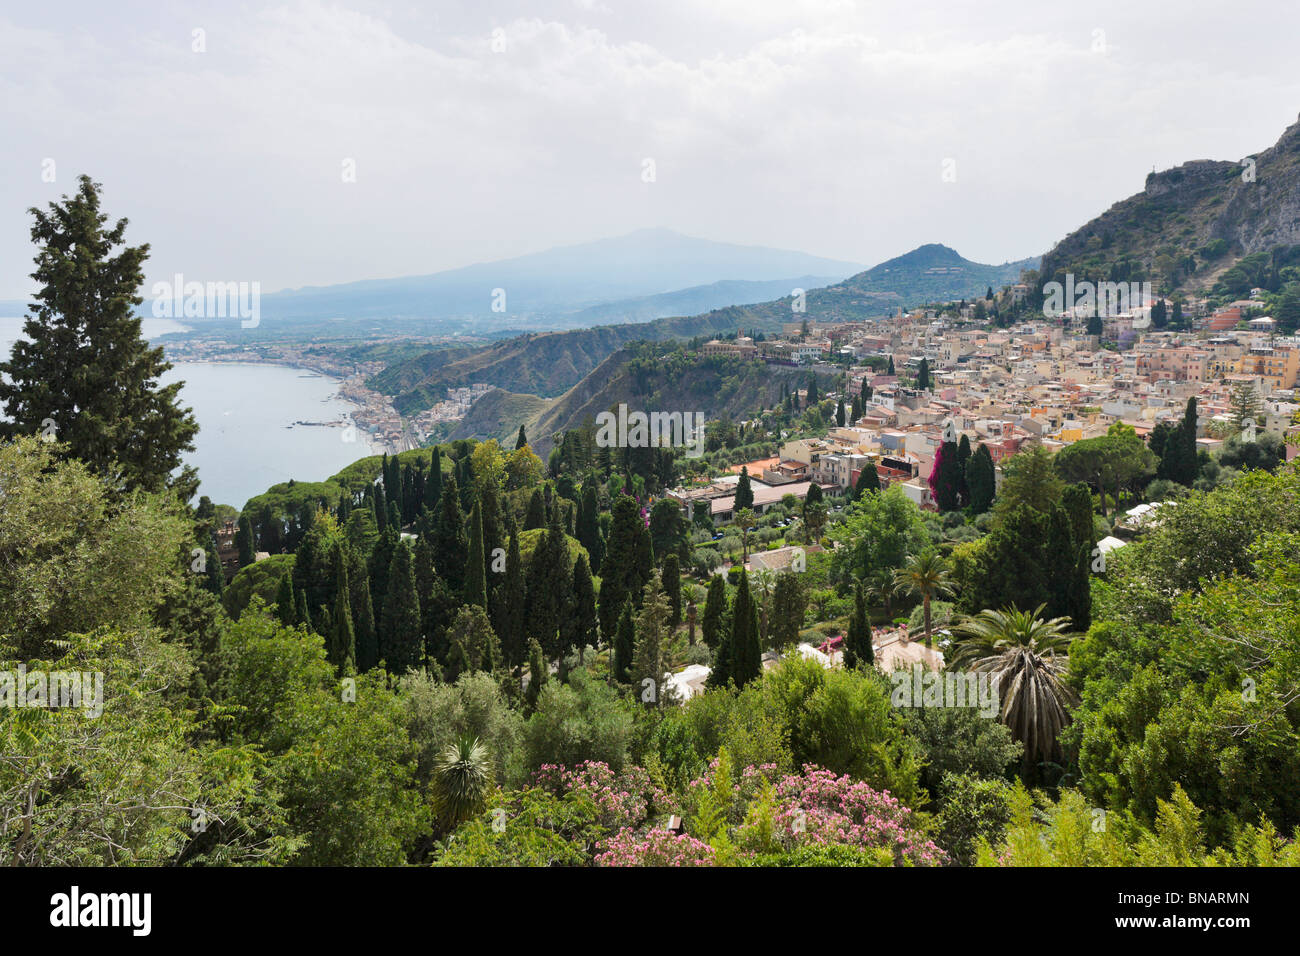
[294, 586, 310, 630]
[956, 434, 972, 507]
[843, 581, 872, 669]
[432, 473, 467, 595]
[0, 175, 199, 498]
[806, 375, 819, 406]
[770, 571, 804, 650]
[494, 531, 527, 670]
[613, 598, 635, 684]
[577, 483, 604, 573]
[568, 554, 598, 663]
[515, 424, 528, 449]
[328, 545, 356, 672]
[464, 502, 488, 610]
[966, 443, 996, 514]
[380, 542, 423, 673]
[373, 482, 387, 533]
[887, 356, 895, 376]
[348, 549, 378, 672]
[917, 357, 931, 390]
[236, 515, 256, 567]
[853, 461, 881, 499]
[735, 468, 754, 511]
[525, 506, 569, 660]
[662, 552, 682, 631]
[835, 400, 846, 427]
[203, 536, 224, 597]
[425, 447, 443, 513]
[727, 571, 762, 689]
[598, 495, 645, 639]
[525, 637, 547, 711]
[701, 574, 729, 650]
[931, 440, 962, 512]
[630, 571, 672, 706]
[524, 488, 547, 530]
[274, 571, 295, 626]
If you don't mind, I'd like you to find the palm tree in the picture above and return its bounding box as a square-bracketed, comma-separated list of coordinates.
[950, 605, 1077, 773]
[751, 567, 776, 643]
[891, 551, 954, 646]
[734, 508, 757, 561]
[683, 583, 707, 645]
[433, 736, 492, 832]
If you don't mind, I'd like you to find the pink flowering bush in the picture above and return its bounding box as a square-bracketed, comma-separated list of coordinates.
[595, 827, 716, 867]
[533, 761, 664, 831]
[735, 765, 946, 866]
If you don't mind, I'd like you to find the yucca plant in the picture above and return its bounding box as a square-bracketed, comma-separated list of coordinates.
[433, 735, 492, 832]
[950, 605, 1077, 772]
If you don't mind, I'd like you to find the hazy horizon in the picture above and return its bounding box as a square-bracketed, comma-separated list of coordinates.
[3, 0, 1299, 299]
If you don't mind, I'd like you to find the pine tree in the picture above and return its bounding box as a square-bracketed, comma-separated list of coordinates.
[0, 176, 199, 498]
[701, 574, 729, 651]
[327, 545, 356, 672]
[612, 598, 635, 684]
[380, 542, 423, 673]
[464, 502, 487, 609]
[432, 473, 467, 595]
[235, 515, 256, 567]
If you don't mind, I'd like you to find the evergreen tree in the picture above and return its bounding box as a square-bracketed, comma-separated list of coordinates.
[835, 400, 846, 427]
[235, 515, 256, 567]
[598, 495, 647, 639]
[202, 536, 224, 597]
[424, 446, 443, 514]
[494, 531, 527, 670]
[966, 443, 996, 514]
[850, 395, 863, 422]
[930, 440, 963, 512]
[373, 482, 388, 534]
[525, 506, 570, 660]
[525, 638, 547, 711]
[348, 549, 378, 672]
[806, 375, 819, 406]
[368, 527, 398, 621]
[769, 571, 805, 650]
[956, 434, 972, 507]
[0, 176, 199, 498]
[327, 544, 356, 672]
[464, 502, 488, 610]
[701, 574, 729, 651]
[432, 473, 467, 594]
[630, 571, 673, 707]
[294, 586, 310, 630]
[887, 356, 895, 376]
[524, 488, 547, 530]
[576, 483, 604, 573]
[515, 424, 528, 450]
[853, 461, 881, 499]
[727, 571, 763, 688]
[735, 468, 755, 511]
[916, 357, 931, 390]
[661, 553, 682, 631]
[567, 554, 599, 663]
[613, 598, 635, 684]
[380, 542, 423, 673]
[843, 581, 873, 669]
[274, 571, 295, 626]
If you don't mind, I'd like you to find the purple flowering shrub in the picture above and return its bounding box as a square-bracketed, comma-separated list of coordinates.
[594, 828, 716, 867]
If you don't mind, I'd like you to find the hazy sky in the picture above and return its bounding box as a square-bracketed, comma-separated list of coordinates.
[3, 0, 1299, 298]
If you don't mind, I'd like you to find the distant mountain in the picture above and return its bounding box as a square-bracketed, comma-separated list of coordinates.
[235, 228, 863, 330]
[371, 243, 1035, 412]
[1039, 113, 1300, 296]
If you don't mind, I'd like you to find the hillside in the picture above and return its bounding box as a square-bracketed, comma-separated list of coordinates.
[522, 346, 839, 457]
[1039, 112, 1300, 295]
[435, 388, 553, 447]
[373, 243, 1035, 413]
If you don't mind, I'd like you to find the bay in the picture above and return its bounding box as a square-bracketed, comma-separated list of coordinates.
[1, 316, 380, 509]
